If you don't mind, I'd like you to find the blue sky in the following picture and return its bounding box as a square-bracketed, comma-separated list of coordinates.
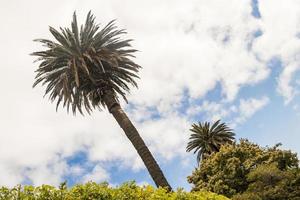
[0, 0, 299, 190]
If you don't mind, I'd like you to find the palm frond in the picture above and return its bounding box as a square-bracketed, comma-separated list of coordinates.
[186, 120, 235, 163]
[32, 11, 140, 115]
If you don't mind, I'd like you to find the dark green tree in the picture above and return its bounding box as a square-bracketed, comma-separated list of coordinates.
[233, 164, 300, 200]
[186, 120, 235, 163]
[188, 139, 299, 198]
[31, 12, 171, 190]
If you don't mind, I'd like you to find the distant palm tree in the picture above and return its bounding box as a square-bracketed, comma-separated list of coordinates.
[186, 120, 235, 163]
[32, 12, 171, 190]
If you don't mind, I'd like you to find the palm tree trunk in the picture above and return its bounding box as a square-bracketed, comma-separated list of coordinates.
[103, 90, 172, 191]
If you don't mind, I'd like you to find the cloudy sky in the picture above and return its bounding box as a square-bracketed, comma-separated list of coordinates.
[0, 0, 299, 189]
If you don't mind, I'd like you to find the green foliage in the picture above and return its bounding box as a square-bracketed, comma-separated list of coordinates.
[0, 181, 229, 200]
[234, 164, 300, 200]
[186, 120, 235, 163]
[32, 11, 140, 114]
[188, 139, 299, 199]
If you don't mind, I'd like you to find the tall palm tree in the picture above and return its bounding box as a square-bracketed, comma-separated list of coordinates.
[186, 120, 235, 163]
[32, 12, 171, 190]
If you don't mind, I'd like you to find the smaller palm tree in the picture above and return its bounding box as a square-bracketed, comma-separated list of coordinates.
[186, 120, 235, 163]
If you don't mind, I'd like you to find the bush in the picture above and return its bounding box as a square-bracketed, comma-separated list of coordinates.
[236, 164, 300, 200]
[188, 139, 299, 198]
[0, 181, 229, 200]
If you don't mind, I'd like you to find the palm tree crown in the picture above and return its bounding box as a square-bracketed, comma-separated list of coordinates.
[186, 120, 235, 163]
[32, 11, 140, 114]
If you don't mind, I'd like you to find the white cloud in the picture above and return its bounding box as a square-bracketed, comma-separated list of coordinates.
[187, 101, 234, 121]
[234, 96, 269, 125]
[68, 165, 85, 177]
[0, 165, 24, 187]
[277, 62, 300, 104]
[25, 158, 68, 186]
[82, 165, 109, 183]
[187, 96, 269, 127]
[136, 114, 191, 160]
[252, 0, 300, 103]
[124, 0, 269, 107]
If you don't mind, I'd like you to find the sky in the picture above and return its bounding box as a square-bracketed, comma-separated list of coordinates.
[0, 0, 299, 190]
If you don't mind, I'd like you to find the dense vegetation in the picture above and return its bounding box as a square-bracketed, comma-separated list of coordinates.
[187, 139, 300, 199]
[0, 182, 228, 200]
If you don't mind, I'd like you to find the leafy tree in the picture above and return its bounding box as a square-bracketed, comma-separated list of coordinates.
[233, 164, 300, 200]
[186, 120, 235, 163]
[187, 139, 299, 198]
[31, 12, 171, 190]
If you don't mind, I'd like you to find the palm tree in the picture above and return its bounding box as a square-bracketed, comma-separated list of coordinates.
[186, 120, 235, 163]
[32, 12, 171, 190]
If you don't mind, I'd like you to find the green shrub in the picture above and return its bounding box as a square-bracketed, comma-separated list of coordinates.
[0, 181, 229, 200]
[188, 139, 299, 198]
[233, 164, 300, 200]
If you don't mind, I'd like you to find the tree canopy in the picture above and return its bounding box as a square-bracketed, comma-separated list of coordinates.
[32, 11, 140, 115]
[187, 139, 300, 199]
